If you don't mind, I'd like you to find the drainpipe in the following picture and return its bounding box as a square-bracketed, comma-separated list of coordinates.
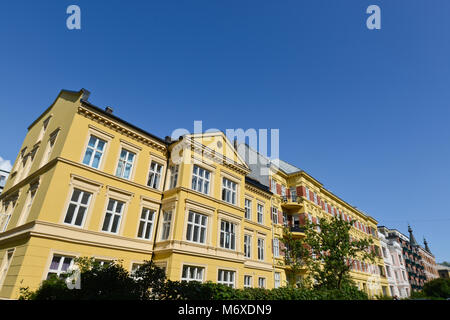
[150, 137, 172, 263]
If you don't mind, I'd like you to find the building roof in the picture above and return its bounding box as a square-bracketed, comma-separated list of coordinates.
[245, 176, 272, 194]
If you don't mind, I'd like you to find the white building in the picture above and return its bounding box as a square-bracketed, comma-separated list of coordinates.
[0, 170, 9, 195]
[378, 226, 411, 298]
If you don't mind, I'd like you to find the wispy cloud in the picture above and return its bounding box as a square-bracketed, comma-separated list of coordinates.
[0, 156, 13, 172]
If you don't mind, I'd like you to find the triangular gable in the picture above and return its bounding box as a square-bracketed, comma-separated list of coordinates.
[184, 131, 249, 170]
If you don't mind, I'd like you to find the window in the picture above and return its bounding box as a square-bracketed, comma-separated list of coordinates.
[218, 269, 235, 288]
[95, 259, 112, 267]
[41, 130, 59, 166]
[181, 266, 205, 282]
[18, 189, 37, 225]
[102, 199, 125, 233]
[191, 165, 210, 194]
[186, 211, 207, 244]
[313, 192, 317, 204]
[273, 238, 280, 258]
[257, 238, 265, 261]
[137, 208, 155, 240]
[131, 263, 143, 278]
[244, 234, 251, 258]
[46, 255, 74, 279]
[283, 212, 288, 227]
[244, 275, 252, 288]
[147, 161, 163, 189]
[244, 199, 251, 220]
[0, 249, 14, 288]
[181, 265, 204, 282]
[83, 136, 106, 169]
[160, 211, 172, 240]
[257, 204, 264, 224]
[274, 272, 281, 288]
[281, 185, 286, 197]
[271, 207, 278, 224]
[386, 266, 391, 277]
[169, 165, 179, 189]
[258, 277, 266, 288]
[37, 116, 51, 142]
[402, 271, 406, 281]
[115, 149, 135, 179]
[305, 186, 310, 200]
[0, 200, 16, 232]
[270, 179, 277, 194]
[220, 220, 236, 250]
[22, 147, 38, 179]
[64, 189, 92, 227]
[222, 178, 237, 205]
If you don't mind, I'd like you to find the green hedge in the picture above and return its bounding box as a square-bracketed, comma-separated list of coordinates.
[20, 260, 369, 300]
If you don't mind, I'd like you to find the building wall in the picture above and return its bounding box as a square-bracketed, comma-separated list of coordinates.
[418, 247, 439, 282]
[1, 89, 395, 299]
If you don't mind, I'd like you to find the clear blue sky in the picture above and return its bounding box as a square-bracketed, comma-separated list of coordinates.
[0, 1, 449, 262]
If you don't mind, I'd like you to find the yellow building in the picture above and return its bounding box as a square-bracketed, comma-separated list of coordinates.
[0, 89, 283, 299]
[237, 144, 390, 297]
[0, 88, 386, 299]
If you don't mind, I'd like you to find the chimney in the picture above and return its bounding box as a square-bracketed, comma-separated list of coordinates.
[105, 106, 113, 114]
[233, 139, 238, 150]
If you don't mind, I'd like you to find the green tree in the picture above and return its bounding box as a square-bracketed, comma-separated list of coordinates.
[422, 278, 450, 299]
[280, 215, 377, 290]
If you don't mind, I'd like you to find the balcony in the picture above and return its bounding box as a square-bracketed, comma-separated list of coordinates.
[287, 225, 306, 238]
[281, 195, 303, 210]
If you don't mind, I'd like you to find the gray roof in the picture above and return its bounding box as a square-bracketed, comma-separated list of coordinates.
[272, 158, 302, 174]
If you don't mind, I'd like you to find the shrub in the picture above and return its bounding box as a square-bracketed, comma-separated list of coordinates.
[20, 257, 369, 300]
[423, 278, 450, 299]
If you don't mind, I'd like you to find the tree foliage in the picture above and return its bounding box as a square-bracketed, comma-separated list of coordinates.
[19, 256, 369, 300]
[281, 215, 377, 290]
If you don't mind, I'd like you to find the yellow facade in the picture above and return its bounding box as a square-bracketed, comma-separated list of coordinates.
[268, 166, 389, 297]
[0, 88, 385, 299]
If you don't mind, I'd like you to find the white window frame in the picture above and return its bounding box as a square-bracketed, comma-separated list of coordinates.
[115, 148, 136, 180]
[220, 220, 236, 250]
[258, 277, 266, 288]
[274, 272, 281, 288]
[82, 135, 107, 169]
[257, 238, 265, 261]
[40, 129, 59, 167]
[160, 210, 172, 241]
[305, 186, 310, 200]
[46, 254, 74, 280]
[168, 165, 179, 189]
[244, 234, 251, 259]
[273, 238, 280, 258]
[0, 249, 14, 288]
[218, 269, 235, 288]
[181, 265, 205, 283]
[244, 199, 252, 220]
[101, 198, 125, 234]
[191, 165, 211, 195]
[186, 211, 208, 244]
[17, 188, 37, 226]
[244, 275, 252, 288]
[221, 178, 237, 205]
[257, 203, 264, 224]
[63, 189, 93, 227]
[271, 206, 278, 224]
[137, 207, 155, 240]
[147, 161, 164, 189]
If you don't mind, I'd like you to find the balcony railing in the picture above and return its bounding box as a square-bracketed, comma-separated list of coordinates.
[282, 195, 301, 203]
[290, 226, 305, 233]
